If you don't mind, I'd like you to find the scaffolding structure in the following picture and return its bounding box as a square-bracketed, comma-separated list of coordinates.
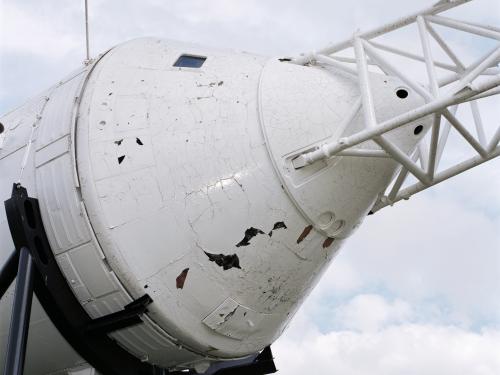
[292, 0, 500, 212]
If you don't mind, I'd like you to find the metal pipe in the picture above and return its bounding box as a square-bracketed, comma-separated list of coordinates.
[426, 15, 500, 40]
[488, 126, 500, 152]
[418, 139, 429, 171]
[368, 40, 458, 72]
[315, 54, 359, 76]
[448, 46, 500, 95]
[4, 246, 35, 375]
[470, 101, 487, 147]
[425, 21, 465, 71]
[442, 109, 488, 157]
[318, 0, 471, 56]
[388, 150, 420, 201]
[0, 250, 19, 300]
[427, 114, 442, 180]
[417, 16, 439, 97]
[337, 149, 390, 158]
[362, 40, 432, 101]
[435, 106, 457, 170]
[376, 145, 500, 211]
[354, 37, 377, 129]
[85, 0, 90, 62]
[292, 75, 500, 169]
[374, 136, 429, 184]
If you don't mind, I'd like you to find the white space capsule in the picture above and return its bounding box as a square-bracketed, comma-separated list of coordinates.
[0, 37, 430, 372]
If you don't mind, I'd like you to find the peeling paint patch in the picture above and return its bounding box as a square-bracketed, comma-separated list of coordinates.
[236, 227, 265, 247]
[323, 237, 335, 248]
[204, 252, 241, 270]
[114, 139, 123, 145]
[297, 225, 313, 244]
[136, 137, 144, 146]
[117, 155, 125, 164]
[176, 268, 189, 289]
[268, 221, 287, 236]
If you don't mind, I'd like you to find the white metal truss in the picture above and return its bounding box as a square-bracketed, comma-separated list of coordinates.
[291, 0, 500, 213]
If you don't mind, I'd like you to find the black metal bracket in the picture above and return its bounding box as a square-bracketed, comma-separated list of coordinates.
[1, 183, 277, 375]
[85, 294, 153, 335]
[203, 346, 277, 375]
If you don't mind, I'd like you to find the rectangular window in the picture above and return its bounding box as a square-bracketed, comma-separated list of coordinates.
[173, 55, 206, 68]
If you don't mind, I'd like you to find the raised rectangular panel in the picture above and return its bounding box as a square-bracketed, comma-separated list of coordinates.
[35, 135, 70, 167]
[83, 291, 132, 319]
[36, 153, 92, 254]
[36, 72, 85, 150]
[56, 252, 92, 304]
[67, 242, 119, 298]
[203, 297, 283, 341]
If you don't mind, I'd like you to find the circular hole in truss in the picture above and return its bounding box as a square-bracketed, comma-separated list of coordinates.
[0, 122, 4, 134]
[414, 125, 424, 135]
[396, 88, 409, 99]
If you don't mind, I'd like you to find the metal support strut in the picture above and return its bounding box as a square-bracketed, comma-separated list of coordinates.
[291, 0, 500, 213]
[0, 250, 18, 301]
[3, 247, 35, 375]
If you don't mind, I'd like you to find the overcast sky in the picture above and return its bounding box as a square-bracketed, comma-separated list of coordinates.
[1, 0, 499, 374]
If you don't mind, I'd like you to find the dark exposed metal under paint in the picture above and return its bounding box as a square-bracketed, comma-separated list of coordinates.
[268, 221, 287, 236]
[236, 227, 265, 247]
[204, 252, 241, 270]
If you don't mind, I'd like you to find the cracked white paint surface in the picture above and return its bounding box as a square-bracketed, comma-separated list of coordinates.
[1, 36, 428, 372]
[77, 37, 428, 363]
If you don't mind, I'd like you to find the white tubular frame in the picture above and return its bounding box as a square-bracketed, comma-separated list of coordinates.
[291, 0, 500, 213]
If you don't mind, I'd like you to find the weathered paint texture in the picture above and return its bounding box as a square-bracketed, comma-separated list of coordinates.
[297, 225, 313, 244]
[322, 237, 335, 249]
[268, 221, 287, 236]
[236, 227, 266, 247]
[0, 37, 428, 372]
[176, 268, 190, 289]
[204, 252, 241, 270]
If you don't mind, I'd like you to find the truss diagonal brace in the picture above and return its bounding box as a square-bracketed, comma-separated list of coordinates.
[290, 0, 500, 212]
[3, 246, 35, 375]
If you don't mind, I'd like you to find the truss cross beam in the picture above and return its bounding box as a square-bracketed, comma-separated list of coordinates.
[291, 0, 500, 212]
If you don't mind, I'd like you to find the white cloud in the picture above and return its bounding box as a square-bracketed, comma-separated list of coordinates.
[332, 294, 413, 332]
[274, 294, 500, 375]
[344, 193, 500, 322]
[274, 323, 500, 375]
[0, 1, 82, 60]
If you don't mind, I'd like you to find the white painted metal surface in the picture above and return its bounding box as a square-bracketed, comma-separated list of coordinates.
[0, 1, 498, 374]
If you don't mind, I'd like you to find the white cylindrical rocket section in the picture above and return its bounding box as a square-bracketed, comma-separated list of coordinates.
[0, 38, 430, 372]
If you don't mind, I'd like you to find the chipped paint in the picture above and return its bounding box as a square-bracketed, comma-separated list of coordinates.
[268, 221, 287, 236]
[176, 268, 190, 289]
[204, 252, 241, 270]
[322, 237, 335, 248]
[66, 37, 426, 365]
[296, 225, 313, 244]
[236, 227, 265, 247]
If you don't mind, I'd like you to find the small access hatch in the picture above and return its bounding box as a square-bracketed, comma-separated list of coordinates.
[173, 54, 206, 68]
